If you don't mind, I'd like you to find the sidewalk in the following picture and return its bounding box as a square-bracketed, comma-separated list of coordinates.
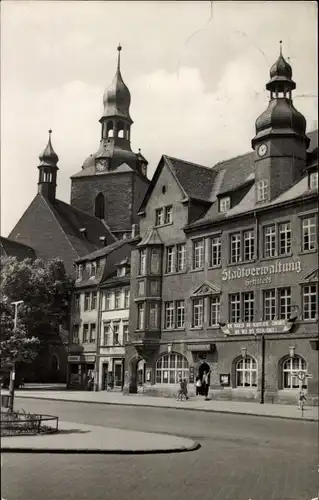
[9, 390, 319, 421]
[1, 420, 198, 454]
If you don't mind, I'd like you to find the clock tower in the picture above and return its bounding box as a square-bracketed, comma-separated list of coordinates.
[252, 41, 309, 202]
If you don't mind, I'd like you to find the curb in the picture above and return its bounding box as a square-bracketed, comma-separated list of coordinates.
[1, 441, 200, 455]
[15, 395, 318, 422]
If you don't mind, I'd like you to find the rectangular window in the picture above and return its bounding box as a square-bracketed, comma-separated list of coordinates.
[123, 321, 129, 343]
[193, 239, 204, 269]
[151, 249, 160, 273]
[302, 217, 317, 252]
[229, 293, 241, 323]
[91, 291, 97, 310]
[243, 230, 254, 261]
[263, 289, 276, 321]
[150, 280, 159, 295]
[84, 292, 90, 311]
[256, 179, 269, 202]
[164, 205, 173, 224]
[74, 294, 80, 311]
[278, 288, 291, 320]
[149, 302, 158, 329]
[83, 324, 89, 343]
[113, 323, 120, 345]
[210, 236, 221, 267]
[124, 289, 130, 308]
[164, 302, 174, 329]
[166, 246, 175, 273]
[264, 225, 276, 258]
[230, 233, 241, 263]
[139, 249, 147, 275]
[243, 292, 254, 322]
[104, 292, 111, 310]
[114, 290, 121, 310]
[155, 208, 164, 226]
[210, 296, 220, 326]
[219, 196, 231, 213]
[309, 171, 318, 190]
[90, 261, 97, 278]
[176, 300, 185, 329]
[76, 264, 83, 281]
[137, 280, 145, 296]
[279, 222, 291, 256]
[176, 244, 186, 271]
[89, 323, 96, 342]
[137, 303, 145, 330]
[192, 298, 203, 327]
[72, 325, 79, 344]
[303, 285, 317, 320]
[103, 322, 111, 346]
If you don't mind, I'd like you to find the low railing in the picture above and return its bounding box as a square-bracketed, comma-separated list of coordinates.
[1, 411, 59, 436]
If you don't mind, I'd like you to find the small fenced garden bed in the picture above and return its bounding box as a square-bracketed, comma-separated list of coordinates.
[1, 410, 59, 436]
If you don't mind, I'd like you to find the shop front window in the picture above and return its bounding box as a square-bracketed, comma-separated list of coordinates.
[236, 357, 257, 388]
[155, 353, 189, 384]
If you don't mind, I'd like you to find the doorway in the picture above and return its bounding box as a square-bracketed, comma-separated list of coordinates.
[102, 363, 108, 390]
[113, 361, 123, 388]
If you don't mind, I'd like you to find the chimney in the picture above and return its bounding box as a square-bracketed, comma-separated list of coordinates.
[99, 236, 107, 246]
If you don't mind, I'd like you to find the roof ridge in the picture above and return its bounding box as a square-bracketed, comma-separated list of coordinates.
[164, 154, 213, 171]
[213, 150, 253, 169]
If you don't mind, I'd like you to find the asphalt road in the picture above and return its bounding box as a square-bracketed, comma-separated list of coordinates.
[1, 397, 318, 500]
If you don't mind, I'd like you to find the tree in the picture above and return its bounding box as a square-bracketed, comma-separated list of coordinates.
[1, 256, 75, 343]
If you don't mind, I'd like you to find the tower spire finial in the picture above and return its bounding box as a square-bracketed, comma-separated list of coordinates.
[279, 40, 282, 56]
[117, 43, 122, 69]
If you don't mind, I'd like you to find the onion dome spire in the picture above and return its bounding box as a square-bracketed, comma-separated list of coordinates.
[39, 129, 59, 166]
[266, 40, 296, 93]
[102, 44, 132, 121]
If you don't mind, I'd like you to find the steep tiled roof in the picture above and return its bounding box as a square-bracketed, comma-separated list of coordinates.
[100, 275, 130, 288]
[75, 237, 139, 263]
[0, 237, 36, 261]
[137, 227, 163, 247]
[49, 199, 116, 256]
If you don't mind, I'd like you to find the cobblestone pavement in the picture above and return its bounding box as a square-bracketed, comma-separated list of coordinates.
[2, 398, 318, 500]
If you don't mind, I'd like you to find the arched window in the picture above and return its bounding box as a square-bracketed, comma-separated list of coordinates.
[236, 356, 257, 388]
[282, 356, 307, 390]
[156, 353, 189, 384]
[117, 121, 124, 139]
[95, 193, 105, 219]
[107, 121, 114, 138]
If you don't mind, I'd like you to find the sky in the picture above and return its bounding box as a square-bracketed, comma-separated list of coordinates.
[1, 1, 317, 237]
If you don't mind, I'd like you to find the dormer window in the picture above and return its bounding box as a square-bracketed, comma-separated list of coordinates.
[256, 179, 269, 202]
[88, 261, 97, 279]
[219, 196, 231, 213]
[117, 267, 126, 277]
[309, 171, 318, 190]
[76, 264, 83, 281]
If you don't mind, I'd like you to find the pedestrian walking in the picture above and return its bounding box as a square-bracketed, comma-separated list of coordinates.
[195, 375, 202, 396]
[202, 370, 210, 400]
[298, 389, 307, 410]
[181, 378, 189, 400]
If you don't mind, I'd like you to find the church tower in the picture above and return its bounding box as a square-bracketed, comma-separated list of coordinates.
[37, 130, 59, 202]
[70, 45, 150, 239]
[252, 41, 309, 202]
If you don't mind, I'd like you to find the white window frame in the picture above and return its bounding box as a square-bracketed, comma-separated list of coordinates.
[176, 300, 185, 329]
[302, 284, 317, 320]
[176, 244, 186, 272]
[137, 303, 145, 330]
[113, 322, 120, 345]
[139, 249, 147, 275]
[90, 261, 97, 278]
[164, 205, 173, 224]
[151, 249, 160, 273]
[193, 239, 204, 269]
[84, 292, 91, 311]
[164, 301, 174, 329]
[256, 179, 269, 202]
[103, 322, 111, 346]
[210, 296, 220, 326]
[279, 222, 291, 256]
[166, 246, 175, 273]
[104, 291, 112, 310]
[309, 171, 318, 190]
[243, 292, 254, 322]
[114, 290, 121, 310]
[229, 293, 241, 323]
[155, 208, 164, 226]
[123, 321, 129, 343]
[210, 236, 221, 267]
[278, 287, 291, 320]
[155, 353, 189, 385]
[219, 196, 231, 213]
[82, 324, 89, 343]
[89, 323, 96, 342]
[230, 233, 241, 264]
[263, 225, 276, 258]
[282, 357, 307, 390]
[91, 291, 97, 310]
[124, 289, 130, 308]
[192, 298, 203, 328]
[148, 302, 159, 329]
[263, 289, 276, 320]
[301, 216, 317, 252]
[243, 230, 254, 261]
[236, 357, 257, 388]
[76, 264, 83, 281]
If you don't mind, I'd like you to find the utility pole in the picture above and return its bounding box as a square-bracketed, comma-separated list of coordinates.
[8, 300, 24, 412]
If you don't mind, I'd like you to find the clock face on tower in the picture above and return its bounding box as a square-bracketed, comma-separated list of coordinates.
[258, 144, 268, 157]
[96, 158, 108, 172]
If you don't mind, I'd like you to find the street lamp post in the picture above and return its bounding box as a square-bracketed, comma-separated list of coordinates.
[260, 333, 266, 405]
[8, 300, 24, 412]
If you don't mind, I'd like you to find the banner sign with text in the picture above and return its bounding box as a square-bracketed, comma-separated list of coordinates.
[220, 320, 293, 336]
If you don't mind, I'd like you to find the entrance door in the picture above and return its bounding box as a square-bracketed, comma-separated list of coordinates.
[114, 362, 122, 388]
[102, 363, 108, 390]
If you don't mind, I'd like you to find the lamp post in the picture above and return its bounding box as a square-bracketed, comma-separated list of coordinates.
[260, 333, 266, 405]
[9, 300, 24, 412]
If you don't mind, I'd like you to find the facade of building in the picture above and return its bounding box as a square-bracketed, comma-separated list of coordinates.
[68, 237, 138, 390]
[70, 45, 150, 240]
[125, 45, 319, 405]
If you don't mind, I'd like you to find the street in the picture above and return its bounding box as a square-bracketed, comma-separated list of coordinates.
[1, 397, 318, 500]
